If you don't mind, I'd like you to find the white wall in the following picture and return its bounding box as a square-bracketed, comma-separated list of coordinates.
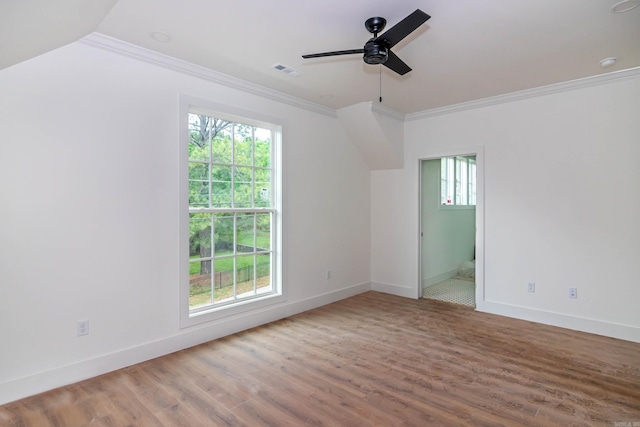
[0, 41, 371, 403]
[421, 159, 476, 286]
[372, 73, 640, 342]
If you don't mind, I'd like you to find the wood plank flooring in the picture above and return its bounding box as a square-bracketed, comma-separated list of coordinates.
[1, 291, 639, 426]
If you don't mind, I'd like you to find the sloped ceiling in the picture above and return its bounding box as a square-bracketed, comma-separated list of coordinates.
[1, 0, 639, 114]
[337, 102, 404, 170]
[0, 0, 117, 70]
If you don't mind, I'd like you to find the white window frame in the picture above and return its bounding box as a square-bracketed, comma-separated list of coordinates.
[440, 155, 476, 209]
[179, 95, 285, 328]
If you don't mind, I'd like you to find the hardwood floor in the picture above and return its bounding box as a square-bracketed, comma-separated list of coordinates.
[1, 291, 639, 426]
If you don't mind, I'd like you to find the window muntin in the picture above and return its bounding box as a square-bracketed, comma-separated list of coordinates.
[187, 113, 277, 313]
[441, 156, 476, 206]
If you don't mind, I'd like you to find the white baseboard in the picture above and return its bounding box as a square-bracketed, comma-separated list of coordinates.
[476, 300, 640, 344]
[371, 281, 419, 299]
[6, 283, 635, 406]
[422, 269, 459, 288]
[370, 281, 639, 343]
[0, 282, 371, 405]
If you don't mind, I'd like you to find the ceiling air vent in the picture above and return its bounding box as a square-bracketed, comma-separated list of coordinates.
[272, 63, 303, 77]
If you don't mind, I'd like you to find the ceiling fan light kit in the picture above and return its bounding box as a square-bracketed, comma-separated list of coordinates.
[363, 42, 388, 65]
[302, 9, 431, 76]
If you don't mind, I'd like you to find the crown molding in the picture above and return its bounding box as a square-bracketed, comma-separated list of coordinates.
[79, 33, 337, 118]
[406, 66, 640, 121]
[77, 33, 640, 123]
[369, 102, 405, 121]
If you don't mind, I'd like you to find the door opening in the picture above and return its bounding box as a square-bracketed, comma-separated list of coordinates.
[419, 155, 477, 307]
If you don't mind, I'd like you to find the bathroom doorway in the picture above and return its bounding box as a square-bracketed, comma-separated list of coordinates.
[420, 154, 477, 307]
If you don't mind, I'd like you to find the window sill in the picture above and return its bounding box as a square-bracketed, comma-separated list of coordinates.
[180, 291, 286, 329]
[439, 205, 476, 210]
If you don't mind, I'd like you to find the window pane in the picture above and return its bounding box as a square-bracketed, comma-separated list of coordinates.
[459, 157, 468, 205]
[455, 158, 462, 205]
[440, 155, 476, 207]
[441, 157, 455, 205]
[235, 254, 256, 298]
[440, 159, 448, 205]
[447, 158, 455, 205]
[469, 161, 477, 205]
[256, 253, 272, 294]
[211, 126, 232, 164]
[234, 166, 253, 208]
[214, 213, 234, 255]
[213, 257, 234, 303]
[211, 165, 232, 208]
[186, 111, 278, 315]
[254, 129, 271, 168]
[256, 213, 271, 251]
[254, 168, 271, 208]
[189, 261, 212, 308]
[189, 213, 212, 259]
[236, 213, 255, 252]
[234, 124, 253, 166]
[189, 163, 209, 207]
[188, 114, 210, 162]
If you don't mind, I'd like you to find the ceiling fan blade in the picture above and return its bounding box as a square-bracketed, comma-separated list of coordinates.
[302, 49, 364, 59]
[376, 9, 430, 48]
[383, 50, 411, 75]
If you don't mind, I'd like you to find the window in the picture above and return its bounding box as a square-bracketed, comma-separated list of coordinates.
[181, 101, 282, 326]
[440, 156, 476, 206]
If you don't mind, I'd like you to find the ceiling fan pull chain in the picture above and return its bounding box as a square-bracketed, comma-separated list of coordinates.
[379, 65, 383, 103]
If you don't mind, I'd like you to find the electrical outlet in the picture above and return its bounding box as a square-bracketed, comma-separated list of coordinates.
[568, 288, 577, 299]
[326, 270, 332, 280]
[527, 282, 535, 293]
[77, 320, 89, 336]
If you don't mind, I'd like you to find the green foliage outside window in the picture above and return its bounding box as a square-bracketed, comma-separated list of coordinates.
[187, 113, 274, 308]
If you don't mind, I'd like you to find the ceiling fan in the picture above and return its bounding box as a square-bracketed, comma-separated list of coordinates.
[302, 9, 431, 76]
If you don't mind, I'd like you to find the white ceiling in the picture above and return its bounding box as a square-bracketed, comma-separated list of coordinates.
[2, 0, 639, 114]
[0, 0, 117, 70]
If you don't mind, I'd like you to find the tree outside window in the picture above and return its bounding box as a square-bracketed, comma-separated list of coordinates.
[187, 113, 275, 310]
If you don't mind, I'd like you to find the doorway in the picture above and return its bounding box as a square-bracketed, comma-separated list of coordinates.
[419, 154, 478, 307]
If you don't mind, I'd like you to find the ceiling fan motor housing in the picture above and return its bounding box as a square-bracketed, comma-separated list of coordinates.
[364, 40, 388, 64]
